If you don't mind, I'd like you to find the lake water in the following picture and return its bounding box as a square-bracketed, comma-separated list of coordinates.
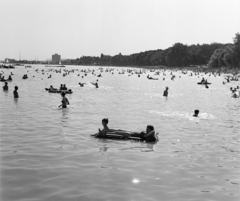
[0, 65, 239, 201]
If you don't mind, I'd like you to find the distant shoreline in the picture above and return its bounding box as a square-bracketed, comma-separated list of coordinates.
[1, 62, 239, 75]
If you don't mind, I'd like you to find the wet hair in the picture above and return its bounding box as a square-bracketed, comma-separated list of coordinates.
[15, 86, 18, 90]
[102, 118, 108, 124]
[147, 125, 154, 131]
[61, 92, 66, 96]
[194, 110, 199, 114]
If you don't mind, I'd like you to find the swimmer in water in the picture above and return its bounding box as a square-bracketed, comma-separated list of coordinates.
[163, 87, 169, 97]
[13, 86, 19, 98]
[131, 125, 157, 142]
[7, 75, 12, 81]
[193, 110, 199, 117]
[59, 92, 69, 108]
[3, 82, 8, 90]
[79, 82, 86, 87]
[114, 125, 157, 142]
[96, 118, 109, 137]
[96, 122, 157, 142]
[92, 81, 99, 88]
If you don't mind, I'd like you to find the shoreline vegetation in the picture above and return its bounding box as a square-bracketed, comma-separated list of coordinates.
[3, 33, 239, 73]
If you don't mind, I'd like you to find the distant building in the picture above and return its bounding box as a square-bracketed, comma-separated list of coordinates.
[52, 54, 61, 64]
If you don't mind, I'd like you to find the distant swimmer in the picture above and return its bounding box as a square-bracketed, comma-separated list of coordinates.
[13, 86, 19, 98]
[62, 84, 67, 90]
[60, 84, 63, 90]
[193, 110, 199, 117]
[79, 82, 86, 87]
[7, 75, 12, 81]
[59, 92, 70, 108]
[163, 87, 169, 97]
[3, 82, 8, 90]
[0, 76, 6, 81]
[49, 85, 56, 90]
[91, 81, 99, 88]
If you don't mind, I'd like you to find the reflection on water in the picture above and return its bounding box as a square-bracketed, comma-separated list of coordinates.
[13, 97, 18, 106]
[61, 107, 69, 126]
[0, 65, 239, 201]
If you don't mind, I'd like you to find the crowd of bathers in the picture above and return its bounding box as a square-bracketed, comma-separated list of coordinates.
[1, 66, 240, 143]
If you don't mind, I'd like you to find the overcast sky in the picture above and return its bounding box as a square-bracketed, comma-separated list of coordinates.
[0, 0, 239, 60]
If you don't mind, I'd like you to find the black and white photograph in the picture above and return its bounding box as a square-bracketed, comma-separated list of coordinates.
[0, 0, 239, 200]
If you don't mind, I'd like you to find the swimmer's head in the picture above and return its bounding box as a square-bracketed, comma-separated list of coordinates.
[146, 125, 154, 133]
[193, 110, 199, 117]
[102, 118, 108, 125]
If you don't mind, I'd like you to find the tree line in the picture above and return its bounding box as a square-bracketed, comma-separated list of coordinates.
[208, 33, 240, 68]
[67, 33, 239, 68]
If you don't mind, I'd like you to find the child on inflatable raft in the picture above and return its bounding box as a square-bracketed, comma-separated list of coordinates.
[92, 118, 158, 142]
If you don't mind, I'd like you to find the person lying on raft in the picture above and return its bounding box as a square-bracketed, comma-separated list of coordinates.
[95, 119, 157, 142]
[49, 85, 57, 91]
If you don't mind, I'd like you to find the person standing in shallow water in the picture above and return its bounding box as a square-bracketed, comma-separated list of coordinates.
[59, 92, 70, 108]
[13, 86, 19, 98]
[3, 82, 8, 90]
[163, 87, 169, 97]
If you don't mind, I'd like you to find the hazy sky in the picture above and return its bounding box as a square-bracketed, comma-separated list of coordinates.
[0, 0, 239, 60]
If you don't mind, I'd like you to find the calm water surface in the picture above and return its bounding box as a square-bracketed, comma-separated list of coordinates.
[0, 65, 239, 201]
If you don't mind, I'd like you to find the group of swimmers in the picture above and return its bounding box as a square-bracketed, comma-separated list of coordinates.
[0, 75, 12, 82]
[230, 86, 240, 98]
[199, 78, 209, 84]
[22, 74, 28, 79]
[47, 84, 73, 93]
[59, 84, 68, 90]
[94, 118, 158, 142]
[2, 82, 19, 98]
[94, 110, 200, 142]
[49, 84, 68, 91]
